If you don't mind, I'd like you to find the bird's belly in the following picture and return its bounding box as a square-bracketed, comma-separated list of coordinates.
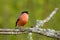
[18, 18, 28, 26]
[17, 14, 28, 26]
[20, 19, 28, 26]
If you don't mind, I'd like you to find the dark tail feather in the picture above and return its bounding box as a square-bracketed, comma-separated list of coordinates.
[15, 26, 18, 29]
[16, 19, 19, 26]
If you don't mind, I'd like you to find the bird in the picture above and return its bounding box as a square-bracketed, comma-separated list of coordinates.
[15, 11, 29, 31]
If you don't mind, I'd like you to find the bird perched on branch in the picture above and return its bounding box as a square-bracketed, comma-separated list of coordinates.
[15, 11, 29, 31]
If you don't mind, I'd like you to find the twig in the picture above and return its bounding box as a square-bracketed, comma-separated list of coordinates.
[35, 8, 58, 27]
[28, 32, 33, 40]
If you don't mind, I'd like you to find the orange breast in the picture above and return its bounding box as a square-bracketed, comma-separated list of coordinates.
[17, 13, 28, 26]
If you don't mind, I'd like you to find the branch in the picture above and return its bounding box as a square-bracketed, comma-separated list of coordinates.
[33, 8, 59, 39]
[0, 28, 60, 39]
[35, 8, 59, 27]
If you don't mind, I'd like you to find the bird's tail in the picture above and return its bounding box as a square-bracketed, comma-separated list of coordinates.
[15, 26, 18, 29]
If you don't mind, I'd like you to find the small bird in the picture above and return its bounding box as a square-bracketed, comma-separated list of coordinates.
[16, 11, 29, 31]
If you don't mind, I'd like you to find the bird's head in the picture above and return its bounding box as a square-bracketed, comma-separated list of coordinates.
[21, 11, 29, 14]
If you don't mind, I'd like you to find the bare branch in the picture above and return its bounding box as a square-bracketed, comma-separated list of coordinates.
[35, 8, 59, 27]
[0, 28, 60, 39]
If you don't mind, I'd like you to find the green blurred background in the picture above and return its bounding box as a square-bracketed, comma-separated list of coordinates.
[0, 0, 60, 40]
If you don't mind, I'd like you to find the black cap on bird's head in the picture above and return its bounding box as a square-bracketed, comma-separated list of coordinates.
[21, 11, 29, 14]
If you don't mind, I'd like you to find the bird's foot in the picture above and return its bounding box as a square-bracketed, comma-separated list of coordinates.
[19, 28, 25, 32]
